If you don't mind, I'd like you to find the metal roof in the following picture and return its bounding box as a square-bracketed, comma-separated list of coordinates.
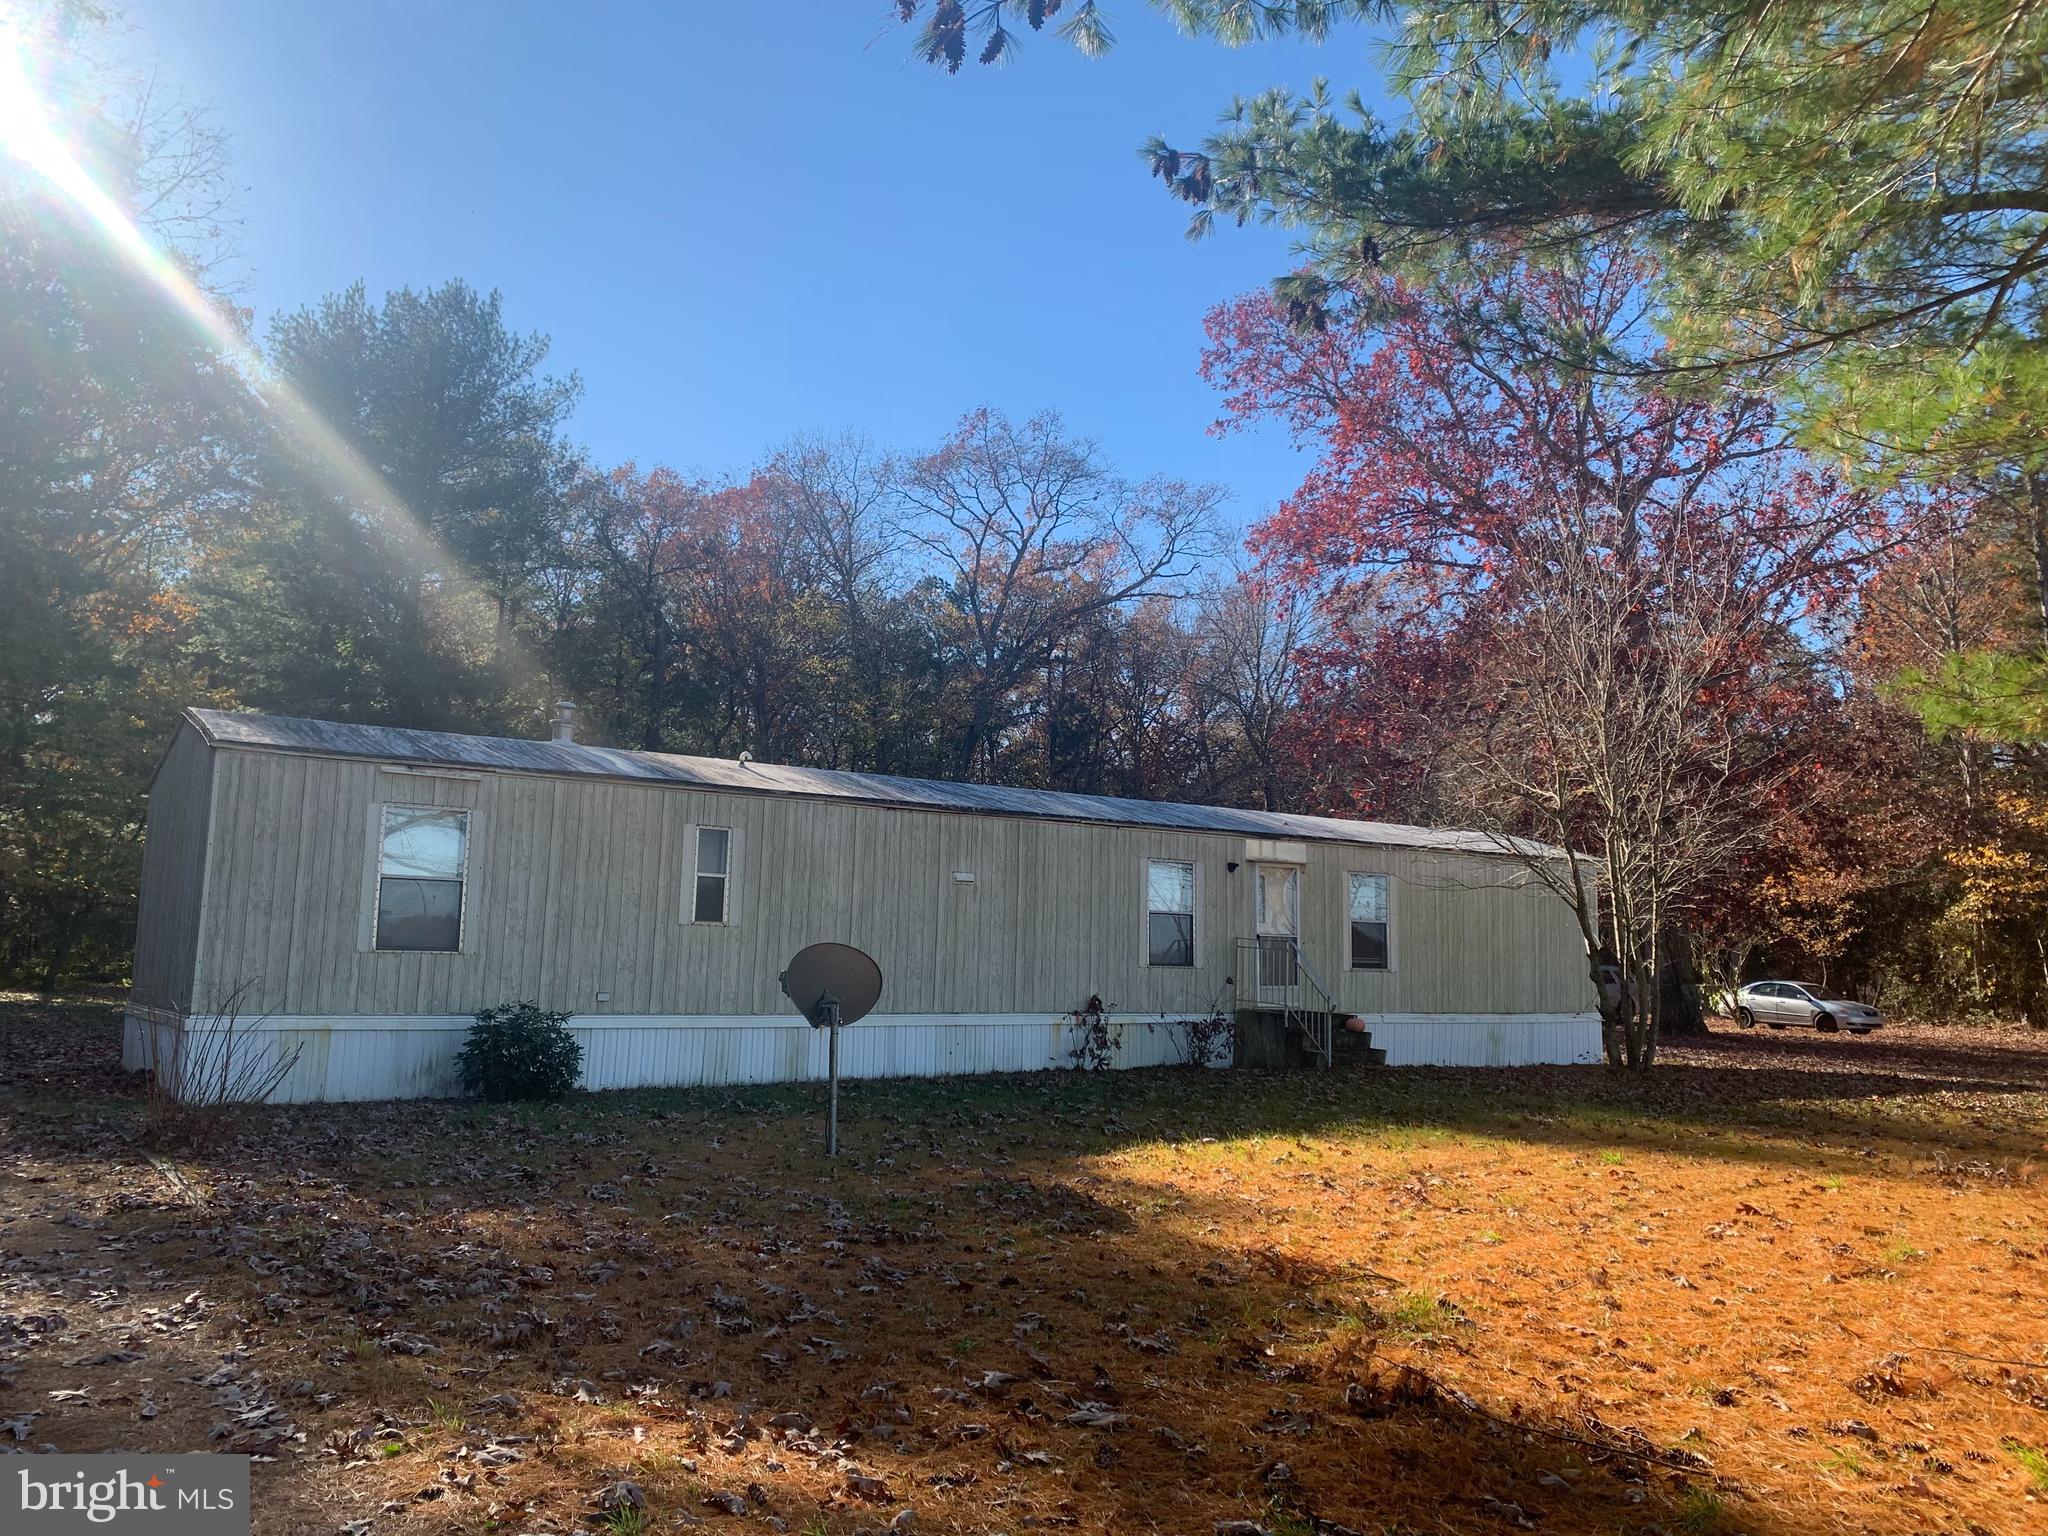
[183, 708, 1556, 859]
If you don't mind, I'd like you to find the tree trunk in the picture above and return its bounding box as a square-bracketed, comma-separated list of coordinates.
[1657, 928, 1707, 1036]
[957, 690, 996, 781]
[1599, 1006, 1625, 1069]
[1629, 959, 1657, 1069]
[1590, 954, 1626, 1069]
[641, 612, 668, 751]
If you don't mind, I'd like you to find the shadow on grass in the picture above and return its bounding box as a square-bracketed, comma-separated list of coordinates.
[455, 1040, 2046, 1177]
[0, 1131, 1778, 1536]
[7, 996, 2034, 1532]
[6, 996, 2045, 1179]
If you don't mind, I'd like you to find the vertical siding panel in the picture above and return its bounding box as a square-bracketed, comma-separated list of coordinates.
[653, 795, 682, 1009]
[236, 754, 287, 1012]
[536, 780, 570, 1009]
[574, 786, 611, 1007]
[518, 777, 558, 1004]
[636, 786, 664, 1011]
[199, 753, 243, 1013]
[131, 725, 215, 1015]
[194, 751, 234, 1012]
[907, 812, 935, 1011]
[308, 764, 352, 1015]
[273, 760, 314, 1012]
[469, 773, 512, 1010]
[588, 785, 631, 1013]
[613, 785, 648, 1009]
[629, 788, 663, 1012]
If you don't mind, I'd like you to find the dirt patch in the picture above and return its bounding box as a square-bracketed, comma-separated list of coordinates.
[2, 1004, 2044, 1536]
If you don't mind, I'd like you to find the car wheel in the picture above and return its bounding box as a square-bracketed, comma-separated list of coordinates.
[1737, 1007, 1756, 1029]
[1815, 1012, 1838, 1032]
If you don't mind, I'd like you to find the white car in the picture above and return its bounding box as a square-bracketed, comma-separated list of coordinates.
[1734, 981, 1883, 1034]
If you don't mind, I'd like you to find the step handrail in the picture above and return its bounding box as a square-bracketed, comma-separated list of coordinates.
[1232, 935, 1335, 1069]
[1288, 935, 1336, 1069]
[1292, 937, 1335, 1013]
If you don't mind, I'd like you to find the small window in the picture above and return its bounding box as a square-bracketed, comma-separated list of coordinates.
[375, 806, 468, 952]
[692, 826, 731, 924]
[1147, 859, 1195, 967]
[1348, 872, 1389, 970]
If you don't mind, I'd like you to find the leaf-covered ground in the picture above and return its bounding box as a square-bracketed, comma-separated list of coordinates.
[2, 996, 2045, 1536]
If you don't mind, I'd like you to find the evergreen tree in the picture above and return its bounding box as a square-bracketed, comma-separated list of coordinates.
[902, 2, 2048, 479]
[197, 281, 582, 733]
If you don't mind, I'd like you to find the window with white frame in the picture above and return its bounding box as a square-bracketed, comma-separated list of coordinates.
[692, 826, 732, 924]
[1348, 872, 1389, 970]
[1146, 859, 1195, 967]
[375, 806, 469, 952]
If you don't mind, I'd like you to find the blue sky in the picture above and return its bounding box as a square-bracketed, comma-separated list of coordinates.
[114, 1, 1397, 532]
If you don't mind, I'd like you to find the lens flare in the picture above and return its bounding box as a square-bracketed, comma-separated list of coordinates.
[1, 17, 530, 690]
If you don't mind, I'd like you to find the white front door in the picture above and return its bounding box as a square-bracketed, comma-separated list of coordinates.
[1253, 863, 1301, 1000]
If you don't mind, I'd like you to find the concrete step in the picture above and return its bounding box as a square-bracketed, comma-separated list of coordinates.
[1236, 1007, 1385, 1069]
[1329, 1028, 1386, 1069]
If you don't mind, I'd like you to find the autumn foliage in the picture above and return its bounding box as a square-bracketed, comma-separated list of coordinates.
[1206, 249, 1917, 1061]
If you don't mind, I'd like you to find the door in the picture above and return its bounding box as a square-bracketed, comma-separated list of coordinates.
[1762, 983, 1801, 1025]
[1253, 863, 1301, 1001]
[1785, 985, 1820, 1027]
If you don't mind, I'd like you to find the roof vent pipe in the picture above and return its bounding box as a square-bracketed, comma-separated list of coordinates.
[551, 700, 577, 744]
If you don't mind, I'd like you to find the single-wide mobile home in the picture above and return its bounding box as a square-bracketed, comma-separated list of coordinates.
[127, 708, 1600, 1101]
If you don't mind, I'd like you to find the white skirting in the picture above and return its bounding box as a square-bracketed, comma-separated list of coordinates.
[122, 1007, 1228, 1103]
[1365, 1012, 1603, 1067]
[122, 1006, 1602, 1103]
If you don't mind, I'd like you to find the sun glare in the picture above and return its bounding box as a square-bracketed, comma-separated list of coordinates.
[2, 19, 243, 352]
[0, 13, 500, 637]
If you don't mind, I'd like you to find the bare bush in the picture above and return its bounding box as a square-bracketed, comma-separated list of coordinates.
[1172, 1011, 1238, 1068]
[139, 979, 302, 1147]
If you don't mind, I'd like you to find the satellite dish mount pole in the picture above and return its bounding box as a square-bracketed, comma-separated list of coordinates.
[816, 992, 843, 1157]
[781, 943, 879, 1163]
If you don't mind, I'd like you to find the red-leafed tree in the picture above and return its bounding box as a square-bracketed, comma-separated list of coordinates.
[1208, 246, 1908, 1068]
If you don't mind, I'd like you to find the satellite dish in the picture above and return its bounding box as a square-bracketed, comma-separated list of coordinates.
[781, 944, 882, 1161]
[780, 942, 883, 1028]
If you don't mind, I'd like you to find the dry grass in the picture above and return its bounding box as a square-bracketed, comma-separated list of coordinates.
[3, 996, 2045, 1536]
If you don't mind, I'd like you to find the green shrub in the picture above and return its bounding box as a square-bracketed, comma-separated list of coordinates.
[457, 1002, 581, 1101]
